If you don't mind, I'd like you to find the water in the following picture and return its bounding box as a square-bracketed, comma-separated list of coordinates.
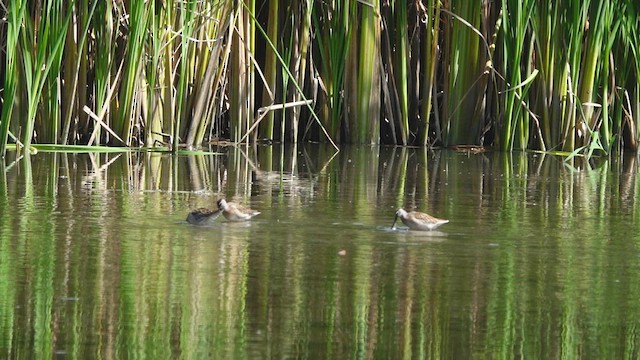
[1, 147, 640, 358]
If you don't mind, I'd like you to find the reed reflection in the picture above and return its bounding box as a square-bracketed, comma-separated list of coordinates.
[1, 148, 640, 358]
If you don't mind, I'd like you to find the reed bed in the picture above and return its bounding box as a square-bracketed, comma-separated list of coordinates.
[1, 1, 639, 156]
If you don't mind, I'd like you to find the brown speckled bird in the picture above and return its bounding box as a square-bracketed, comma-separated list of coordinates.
[392, 208, 449, 231]
[217, 199, 261, 222]
[186, 207, 222, 225]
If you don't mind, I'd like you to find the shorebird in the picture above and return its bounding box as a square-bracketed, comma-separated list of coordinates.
[392, 208, 449, 231]
[217, 198, 261, 222]
[186, 207, 222, 225]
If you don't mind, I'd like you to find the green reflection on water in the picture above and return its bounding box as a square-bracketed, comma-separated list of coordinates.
[1, 147, 640, 359]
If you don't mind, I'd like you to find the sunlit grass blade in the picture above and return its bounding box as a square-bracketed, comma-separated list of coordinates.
[32, 144, 133, 153]
[144, 0, 163, 148]
[344, 0, 381, 144]
[288, 0, 312, 144]
[19, 0, 74, 153]
[229, 4, 248, 143]
[393, 0, 409, 145]
[61, 0, 99, 145]
[419, 0, 442, 146]
[0, 0, 26, 157]
[244, 3, 339, 150]
[313, 0, 349, 143]
[257, 1, 280, 141]
[88, 0, 117, 146]
[115, 0, 149, 146]
[497, 0, 535, 151]
[441, 1, 486, 146]
[617, 0, 640, 150]
[188, 2, 235, 147]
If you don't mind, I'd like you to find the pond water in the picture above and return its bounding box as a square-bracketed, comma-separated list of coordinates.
[1, 145, 640, 358]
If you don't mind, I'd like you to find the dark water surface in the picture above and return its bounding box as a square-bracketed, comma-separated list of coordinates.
[1, 146, 639, 358]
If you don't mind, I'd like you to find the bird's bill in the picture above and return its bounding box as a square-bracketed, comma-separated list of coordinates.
[391, 214, 399, 230]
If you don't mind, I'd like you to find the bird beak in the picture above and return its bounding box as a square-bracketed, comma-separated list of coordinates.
[391, 214, 399, 230]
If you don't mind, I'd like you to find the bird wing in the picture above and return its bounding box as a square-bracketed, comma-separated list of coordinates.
[411, 211, 442, 222]
[234, 203, 260, 215]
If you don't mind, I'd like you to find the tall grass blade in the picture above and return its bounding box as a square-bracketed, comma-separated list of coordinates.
[185, 2, 234, 148]
[19, 0, 74, 153]
[61, 0, 99, 145]
[313, 0, 349, 142]
[245, 4, 339, 150]
[497, 0, 535, 151]
[289, 0, 312, 144]
[441, 2, 486, 146]
[115, 1, 149, 146]
[419, 0, 442, 146]
[345, 1, 381, 144]
[0, 0, 26, 157]
[230, 4, 249, 143]
[258, 1, 280, 141]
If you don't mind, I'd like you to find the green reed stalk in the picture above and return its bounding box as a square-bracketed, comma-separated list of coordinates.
[228, 1, 269, 145]
[258, 1, 280, 140]
[90, 0, 116, 146]
[230, 4, 248, 143]
[632, 10, 640, 150]
[597, 13, 619, 153]
[530, 2, 557, 149]
[189, 2, 235, 147]
[278, 10, 294, 143]
[0, 0, 26, 156]
[531, 2, 585, 152]
[498, 0, 535, 151]
[60, 6, 76, 144]
[619, 1, 640, 150]
[313, 0, 350, 142]
[172, 0, 198, 149]
[389, 0, 409, 145]
[77, 2, 89, 144]
[289, 0, 312, 144]
[442, 1, 483, 146]
[115, 1, 149, 146]
[578, 2, 603, 134]
[59, 3, 77, 144]
[19, 0, 73, 153]
[419, 0, 441, 146]
[345, 1, 381, 144]
[578, 2, 618, 153]
[564, 1, 590, 152]
[61, 0, 98, 145]
[181, 3, 205, 148]
[247, 0, 256, 143]
[245, 4, 339, 149]
[159, 0, 175, 148]
[144, 0, 163, 148]
[39, 1, 65, 144]
[362, 2, 381, 144]
[268, 2, 303, 143]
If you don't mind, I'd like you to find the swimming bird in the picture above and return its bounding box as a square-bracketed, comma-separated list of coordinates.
[217, 198, 261, 222]
[392, 208, 449, 231]
[186, 207, 222, 225]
